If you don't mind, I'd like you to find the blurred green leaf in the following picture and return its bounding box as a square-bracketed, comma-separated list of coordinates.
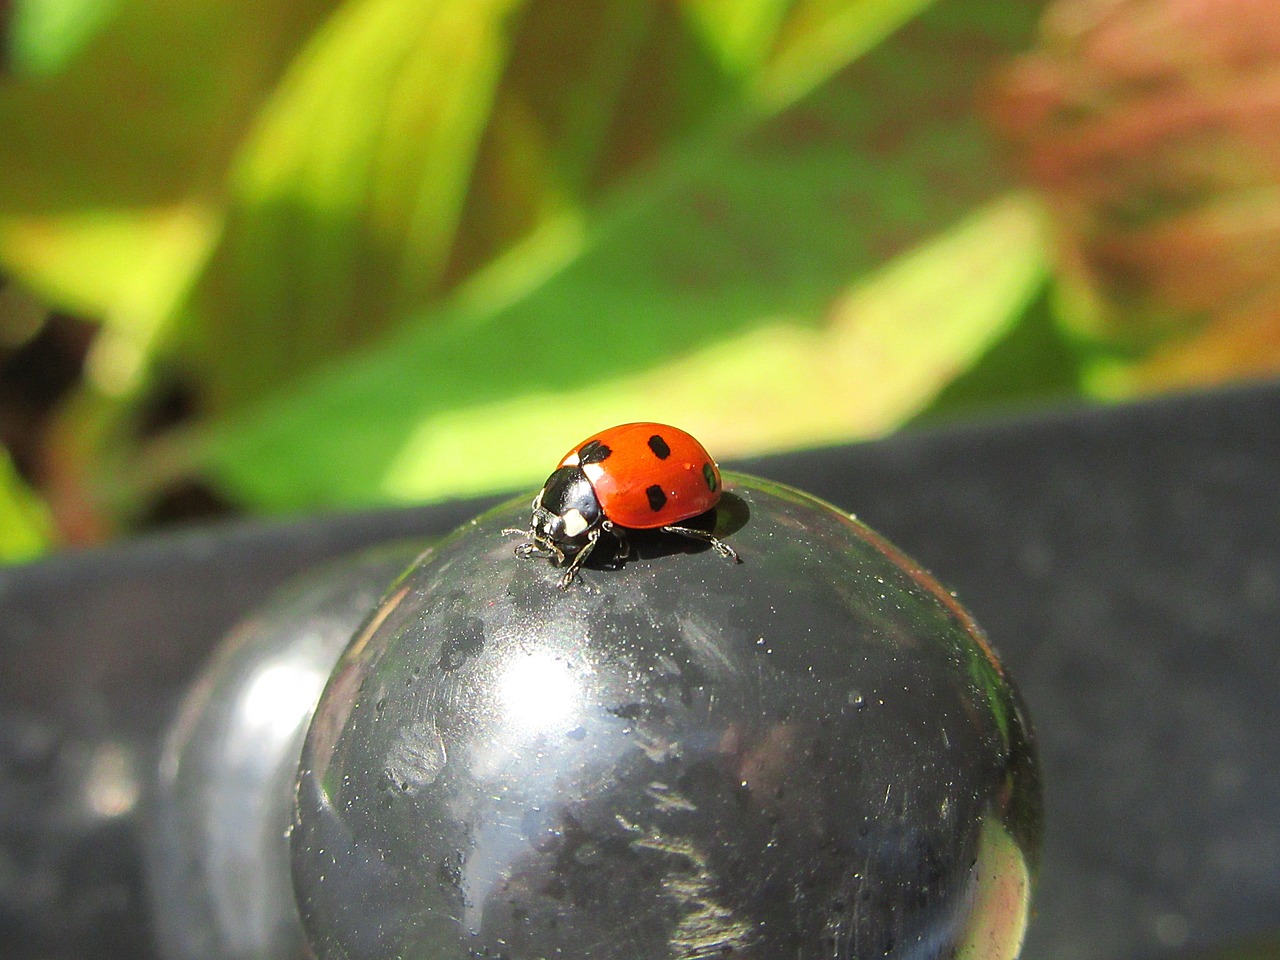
[171, 0, 973, 411]
[0, 445, 52, 562]
[371, 193, 1046, 504]
[154, 0, 1046, 511]
[0, 0, 340, 211]
[682, 0, 789, 78]
[915, 275, 1084, 424]
[4, 0, 122, 77]
[178, 0, 526, 409]
[0, 0, 343, 388]
[2, 0, 1051, 527]
[0, 204, 217, 395]
[189, 190, 1044, 510]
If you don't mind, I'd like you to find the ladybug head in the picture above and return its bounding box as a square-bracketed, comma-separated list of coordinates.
[530, 466, 603, 554]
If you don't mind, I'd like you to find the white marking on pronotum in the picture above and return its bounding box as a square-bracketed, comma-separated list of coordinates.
[563, 451, 580, 466]
[582, 462, 606, 483]
[562, 509, 589, 538]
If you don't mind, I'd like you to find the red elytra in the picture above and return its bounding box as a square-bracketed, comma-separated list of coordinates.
[558, 422, 722, 529]
[509, 421, 739, 589]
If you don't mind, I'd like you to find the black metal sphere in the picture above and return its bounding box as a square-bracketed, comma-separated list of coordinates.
[292, 474, 1041, 960]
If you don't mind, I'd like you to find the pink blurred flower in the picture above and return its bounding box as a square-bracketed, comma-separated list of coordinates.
[988, 0, 1280, 388]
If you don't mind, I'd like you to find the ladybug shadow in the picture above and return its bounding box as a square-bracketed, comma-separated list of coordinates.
[589, 491, 751, 568]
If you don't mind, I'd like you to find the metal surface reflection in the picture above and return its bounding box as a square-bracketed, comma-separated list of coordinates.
[143, 542, 427, 960]
[293, 475, 1042, 960]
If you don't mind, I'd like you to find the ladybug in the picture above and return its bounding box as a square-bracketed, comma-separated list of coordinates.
[510, 422, 741, 588]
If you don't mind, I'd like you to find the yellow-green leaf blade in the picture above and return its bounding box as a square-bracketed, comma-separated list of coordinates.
[375, 194, 1047, 503]
[0, 446, 53, 563]
[167, 0, 1045, 510]
[177, 0, 525, 409]
[0, 0, 344, 391]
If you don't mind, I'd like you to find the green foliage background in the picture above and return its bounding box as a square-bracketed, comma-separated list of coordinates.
[1, 0, 1085, 557]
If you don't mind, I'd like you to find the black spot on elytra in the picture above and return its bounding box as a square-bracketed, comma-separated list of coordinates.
[702, 462, 718, 491]
[647, 434, 671, 459]
[646, 484, 667, 512]
[578, 440, 611, 464]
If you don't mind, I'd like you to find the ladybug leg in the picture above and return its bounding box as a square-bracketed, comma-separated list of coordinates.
[505, 526, 567, 565]
[660, 524, 743, 564]
[558, 529, 602, 589]
[504, 496, 550, 558]
[508, 533, 537, 558]
[545, 538, 567, 565]
[505, 528, 560, 563]
[604, 520, 631, 564]
[523, 539, 566, 564]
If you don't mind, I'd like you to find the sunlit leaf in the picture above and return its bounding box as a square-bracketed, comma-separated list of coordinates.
[161, 0, 1046, 511]
[3, 0, 122, 77]
[758, 0, 939, 109]
[6, 0, 1050, 527]
[0, 203, 217, 395]
[0, 0, 339, 211]
[917, 280, 1082, 423]
[0, 445, 53, 562]
[0, 0, 342, 348]
[186, 49, 1049, 514]
[491, 0, 711, 206]
[373, 195, 1046, 504]
[681, 0, 789, 78]
[176, 0, 525, 409]
[171, 0, 955, 412]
